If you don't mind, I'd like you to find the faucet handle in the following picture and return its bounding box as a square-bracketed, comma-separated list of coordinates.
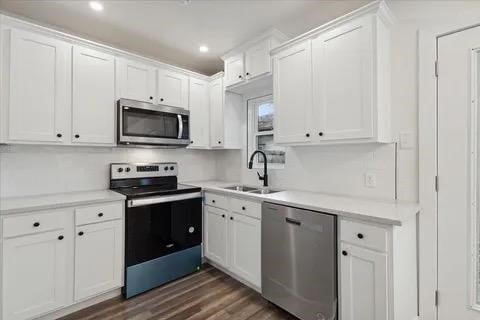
[257, 172, 264, 180]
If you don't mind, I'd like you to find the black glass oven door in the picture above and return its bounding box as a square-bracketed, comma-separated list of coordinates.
[125, 196, 202, 267]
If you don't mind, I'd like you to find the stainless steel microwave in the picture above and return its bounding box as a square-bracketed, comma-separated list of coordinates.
[117, 99, 190, 147]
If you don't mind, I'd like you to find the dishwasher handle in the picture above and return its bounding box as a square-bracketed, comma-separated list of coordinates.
[285, 217, 301, 226]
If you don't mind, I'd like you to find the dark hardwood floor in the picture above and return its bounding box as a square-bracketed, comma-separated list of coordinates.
[60, 264, 297, 320]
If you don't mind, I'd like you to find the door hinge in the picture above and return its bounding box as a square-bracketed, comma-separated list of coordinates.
[435, 176, 439, 192]
[435, 290, 439, 306]
[435, 60, 439, 77]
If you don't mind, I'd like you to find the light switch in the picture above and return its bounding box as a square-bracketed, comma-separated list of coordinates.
[365, 173, 377, 188]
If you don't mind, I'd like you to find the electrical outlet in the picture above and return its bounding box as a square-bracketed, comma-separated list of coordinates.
[365, 173, 377, 188]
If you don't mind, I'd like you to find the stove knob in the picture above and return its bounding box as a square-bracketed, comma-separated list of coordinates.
[164, 166, 169, 171]
[170, 166, 174, 170]
[125, 167, 131, 172]
[117, 168, 124, 173]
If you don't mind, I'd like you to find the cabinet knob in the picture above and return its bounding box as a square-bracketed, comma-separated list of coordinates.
[98, 213, 104, 217]
[230, 216, 234, 220]
[319, 132, 324, 136]
[190, 140, 194, 144]
[221, 214, 225, 218]
[238, 75, 242, 79]
[218, 141, 221, 144]
[212, 200, 216, 203]
[33, 222, 40, 227]
[246, 72, 250, 76]
[160, 98, 164, 102]
[78, 231, 84, 236]
[75, 134, 80, 138]
[58, 235, 64, 240]
[149, 96, 153, 100]
[306, 133, 310, 137]
[342, 250, 348, 256]
[242, 206, 246, 210]
[357, 233, 364, 239]
[56, 133, 62, 138]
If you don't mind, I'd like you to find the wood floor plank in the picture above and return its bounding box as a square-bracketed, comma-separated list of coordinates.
[60, 264, 297, 320]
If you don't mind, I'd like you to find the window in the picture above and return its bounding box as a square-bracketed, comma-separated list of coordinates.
[247, 95, 285, 169]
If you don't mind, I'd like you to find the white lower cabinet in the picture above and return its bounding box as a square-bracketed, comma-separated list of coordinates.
[204, 205, 228, 266]
[340, 243, 388, 320]
[203, 193, 261, 289]
[74, 219, 123, 302]
[1, 201, 124, 320]
[3, 229, 69, 320]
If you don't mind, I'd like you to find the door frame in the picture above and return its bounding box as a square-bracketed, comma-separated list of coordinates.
[419, 20, 480, 320]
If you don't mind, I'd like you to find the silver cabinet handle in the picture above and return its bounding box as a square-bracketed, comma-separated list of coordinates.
[177, 114, 183, 139]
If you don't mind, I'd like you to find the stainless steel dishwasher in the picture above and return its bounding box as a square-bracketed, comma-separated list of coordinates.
[262, 202, 337, 320]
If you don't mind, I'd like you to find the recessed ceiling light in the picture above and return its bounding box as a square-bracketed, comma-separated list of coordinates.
[199, 45, 209, 53]
[89, 1, 104, 12]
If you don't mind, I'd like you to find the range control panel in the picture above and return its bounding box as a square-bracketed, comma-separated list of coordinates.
[111, 163, 178, 180]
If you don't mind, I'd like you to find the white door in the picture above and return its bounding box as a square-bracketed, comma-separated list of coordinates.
[8, 29, 70, 143]
[3, 230, 69, 320]
[437, 25, 480, 319]
[224, 54, 245, 87]
[229, 213, 261, 287]
[204, 206, 228, 267]
[340, 243, 388, 320]
[74, 220, 123, 301]
[273, 41, 313, 144]
[245, 40, 270, 80]
[188, 77, 209, 148]
[209, 77, 224, 148]
[72, 46, 115, 145]
[157, 69, 189, 108]
[312, 16, 373, 141]
[118, 58, 156, 103]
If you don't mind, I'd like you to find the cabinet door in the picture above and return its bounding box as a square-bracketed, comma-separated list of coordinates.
[8, 29, 70, 143]
[118, 58, 156, 103]
[209, 77, 224, 148]
[204, 206, 228, 267]
[75, 220, 123, 301]
[3, 230, 69, 320]
[273, 41, 313, 144]
[245, 40, 270, 80]
[72, 46, 115, 144]
[157, 69, 189, 108]
[224, 54, 244, 87]
[312, 16, 374, 141]
[188, 77, 209, 148]
[229, 213, 261, 287]
[340, 243, 388, 320]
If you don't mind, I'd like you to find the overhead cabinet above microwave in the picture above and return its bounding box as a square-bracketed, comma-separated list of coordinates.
[272, 1, 394, 146]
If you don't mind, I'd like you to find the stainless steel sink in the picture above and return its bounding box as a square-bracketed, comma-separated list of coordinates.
[248, 189, 282, 195]
[224, 185, 259, 192]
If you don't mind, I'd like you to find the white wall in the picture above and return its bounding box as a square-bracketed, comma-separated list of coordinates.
[0, 145, 221, 198]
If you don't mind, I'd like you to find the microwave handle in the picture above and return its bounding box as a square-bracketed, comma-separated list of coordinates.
[177, 114, 183, 139]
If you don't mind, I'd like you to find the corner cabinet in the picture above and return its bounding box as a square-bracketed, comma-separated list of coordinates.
[272, 1, 393, 145]
[188, 77, 210, 148]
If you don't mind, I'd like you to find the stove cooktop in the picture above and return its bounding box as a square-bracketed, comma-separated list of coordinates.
[112, 183, 201, 199]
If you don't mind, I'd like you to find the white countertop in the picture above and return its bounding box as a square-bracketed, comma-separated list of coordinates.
[184, 180, 421, 226]
[0, 190, 126, 215]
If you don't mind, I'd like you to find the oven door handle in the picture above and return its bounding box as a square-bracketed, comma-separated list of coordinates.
[128, 192, 201, 208]
[177, 114, 183, 139]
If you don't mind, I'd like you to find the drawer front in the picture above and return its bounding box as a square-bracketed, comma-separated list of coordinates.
[204, 192, 228, 210]
[230, 197, 261, 220]
[75, 202, 123, 226]
[3, 209, 69, 238]
[340, 219, 388, 252]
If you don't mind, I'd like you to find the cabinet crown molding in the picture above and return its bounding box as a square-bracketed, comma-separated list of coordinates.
[271, 0, 394, 56]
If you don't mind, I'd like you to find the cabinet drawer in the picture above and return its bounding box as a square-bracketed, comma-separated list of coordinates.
[340, 219, 388, 252]
[204, 192, 228, 210]
[230, 197, 261, 220]
[75, 202, 122, 226]
[3, 209, 69, 238]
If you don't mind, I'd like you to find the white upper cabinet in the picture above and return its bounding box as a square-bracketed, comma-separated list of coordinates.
[5, 28, 70, 143]
[188, 77, 210, 148]
[273, 41, 313, 144]
[224, 54, 245, 87]
[118, 57, 156, 103]
[245, 39, 271, 80]
[157, 69, 189, 108]
[312, 15, 373, 141]
[209, 76, 225, 148]
[72, 46, 115, 145]
[271, 1, 393, 145]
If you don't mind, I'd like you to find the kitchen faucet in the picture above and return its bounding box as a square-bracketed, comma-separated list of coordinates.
[248, 150, 268, 187]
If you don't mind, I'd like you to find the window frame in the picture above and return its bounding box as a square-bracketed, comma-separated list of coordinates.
[247, 95, 285, 170]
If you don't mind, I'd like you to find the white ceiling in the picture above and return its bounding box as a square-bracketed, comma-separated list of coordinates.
[0, 0, 370, 75]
